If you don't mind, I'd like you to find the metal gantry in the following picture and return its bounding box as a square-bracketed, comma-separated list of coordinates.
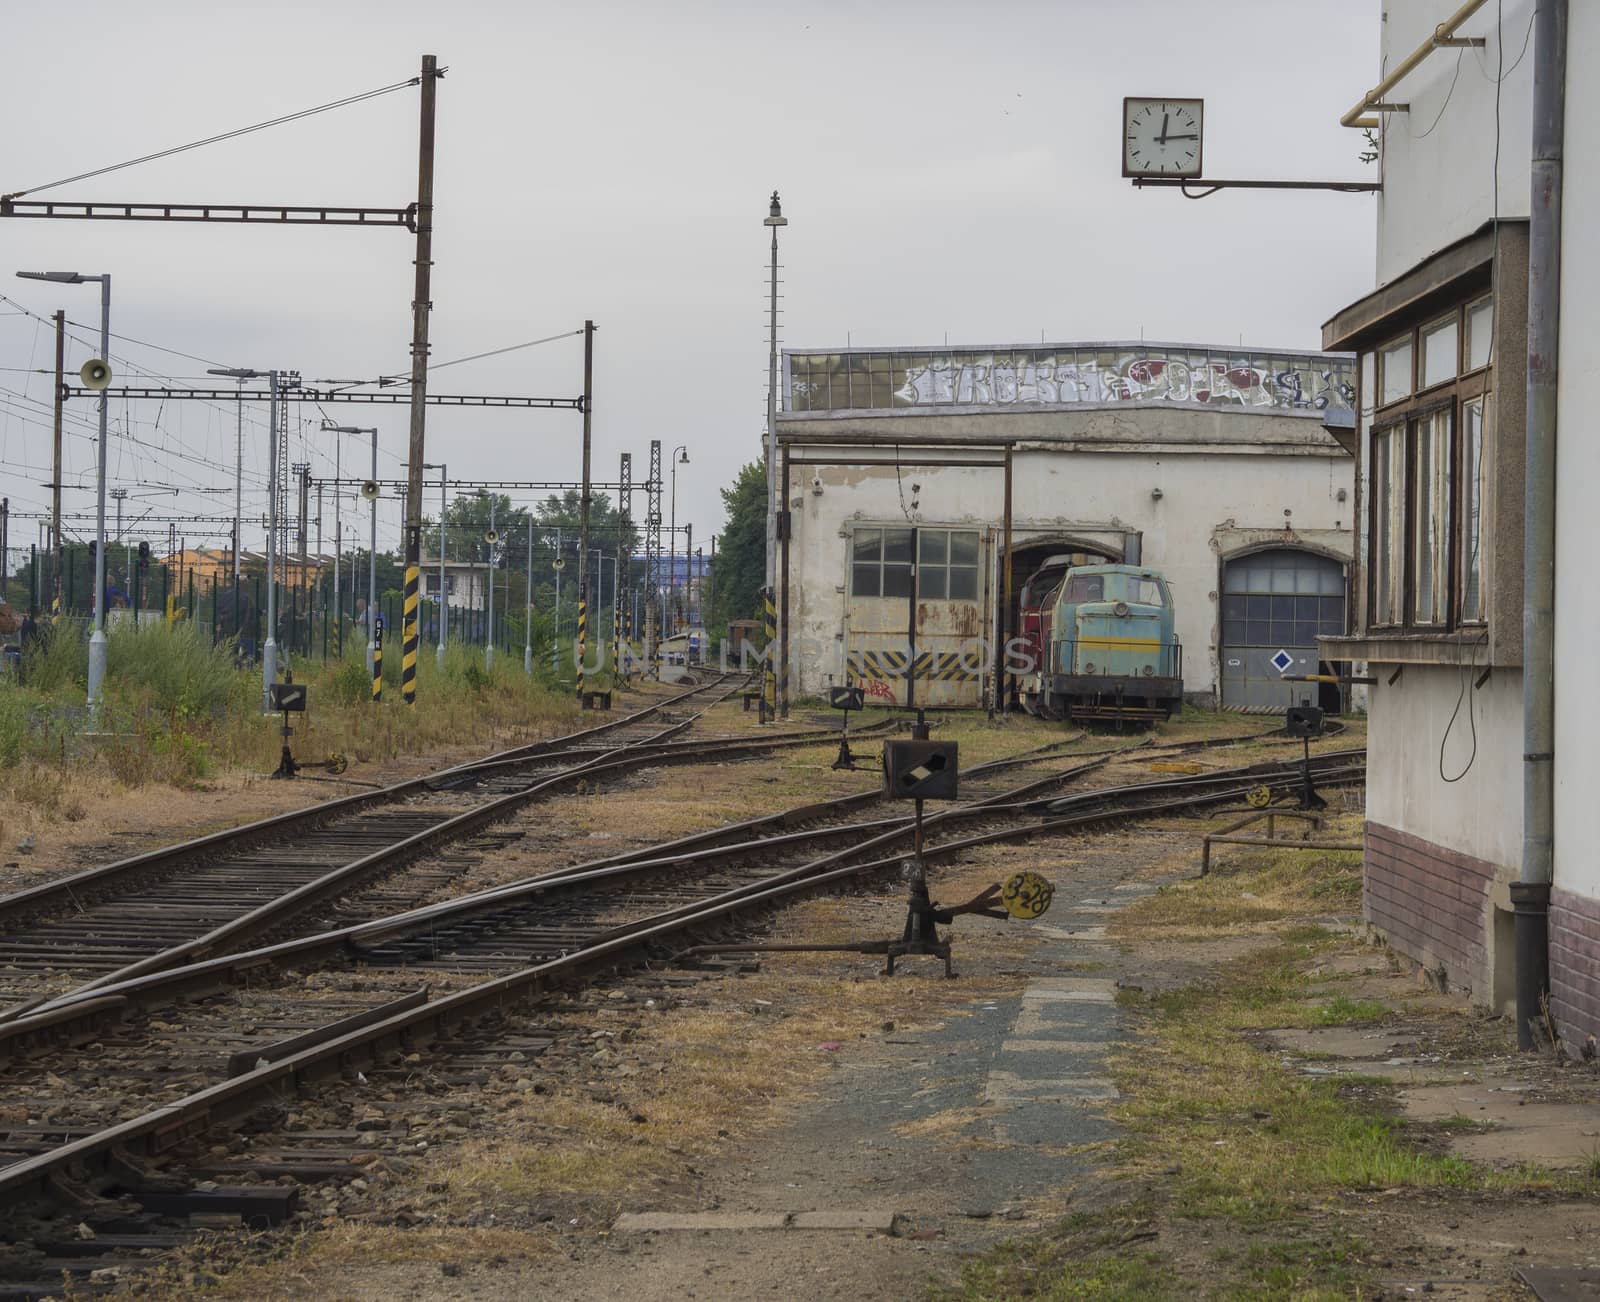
[644, 440, 663, 677]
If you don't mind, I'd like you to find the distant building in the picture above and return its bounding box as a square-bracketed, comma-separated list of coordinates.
[419, 556, 490, 611]
[775, 338, 1356, 710]
[163, 548, 330, 588]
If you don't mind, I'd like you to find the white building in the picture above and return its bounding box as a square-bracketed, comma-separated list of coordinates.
[774, 340, 1356, 711]
[419, 556, 490, 611]
[1319, 0, 1596, 1047]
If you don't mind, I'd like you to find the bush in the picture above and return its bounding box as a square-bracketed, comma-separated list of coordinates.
[328, 659, 371, 706]
[105, 621, 240, 721]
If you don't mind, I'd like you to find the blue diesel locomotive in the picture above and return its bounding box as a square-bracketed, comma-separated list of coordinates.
[1043, 564, 1183, 722]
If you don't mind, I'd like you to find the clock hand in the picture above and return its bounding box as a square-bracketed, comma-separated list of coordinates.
[1158, 111, 1169, 144]
[1164, 133, 1198, 140]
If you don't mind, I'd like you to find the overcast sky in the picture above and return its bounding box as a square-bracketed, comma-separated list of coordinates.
[0, 0, 1378, 560]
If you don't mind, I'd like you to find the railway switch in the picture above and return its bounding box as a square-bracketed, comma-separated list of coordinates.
[1286, 700, 1328, 810]
[829, 682, 865, 770]
[267, 673, 346, 780]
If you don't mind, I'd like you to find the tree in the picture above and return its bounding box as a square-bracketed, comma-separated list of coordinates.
[708, 461, 766, 640]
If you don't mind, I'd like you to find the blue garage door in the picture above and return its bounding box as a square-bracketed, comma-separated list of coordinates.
[1220, 550, 1345, 710]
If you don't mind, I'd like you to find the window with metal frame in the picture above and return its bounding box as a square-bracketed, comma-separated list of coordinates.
[850, 526, 979, 601]
[849, 526, 913, 598]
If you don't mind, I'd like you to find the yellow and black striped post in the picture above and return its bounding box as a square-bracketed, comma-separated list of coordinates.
[576, 594, 587, 699]
[401, 562, 420, 705]
[762, 586, 777, 719]
[372, 618, 383, 702]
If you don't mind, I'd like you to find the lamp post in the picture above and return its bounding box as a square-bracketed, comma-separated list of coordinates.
[424, 462, 446, 668]
[18, 270, 112, 713]
[762, 193, 787, 724]
[485, 497, 497, 671]
[552, 526, 563, 674]
[524, 515, 534, 675]
[668, 445, 688, 637]
[208, 368, 270, 618]
[325, 426, 379, 676]
[317, 421, 344, 659]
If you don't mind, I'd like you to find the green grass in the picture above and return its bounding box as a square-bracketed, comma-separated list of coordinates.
[1, 622, 581, 803]
[932, 1201, 1172, 1302]
[1312, 995, 1390, 1026]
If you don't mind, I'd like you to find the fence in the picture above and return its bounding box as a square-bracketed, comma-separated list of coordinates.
[8, 545, 583, 668]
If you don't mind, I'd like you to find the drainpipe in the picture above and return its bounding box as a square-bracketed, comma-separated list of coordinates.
[1123, 532, 1143, 566]
[1515, 0, 1565, 1052]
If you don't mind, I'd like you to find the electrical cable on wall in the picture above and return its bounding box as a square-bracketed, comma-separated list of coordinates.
[1438, 0, 1504, 785]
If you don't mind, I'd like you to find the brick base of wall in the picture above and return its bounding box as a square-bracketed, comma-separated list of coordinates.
[1364, 821, 1496, 997]
[1551, 888, 1600, 1048]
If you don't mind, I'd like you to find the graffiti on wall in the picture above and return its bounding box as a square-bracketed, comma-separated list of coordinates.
[787, 346, 1356, 416]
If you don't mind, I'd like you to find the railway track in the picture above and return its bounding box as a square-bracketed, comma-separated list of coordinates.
[0, 673, 902, 1018]
[0, 733, 1363, 1295]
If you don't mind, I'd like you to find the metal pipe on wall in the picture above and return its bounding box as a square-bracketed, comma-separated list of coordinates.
[779, 445, 790, 717]
[1515, 0, 1566, 1051]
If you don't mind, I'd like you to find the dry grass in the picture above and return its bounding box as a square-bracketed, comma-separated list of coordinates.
[174, 1224, 551, 1300]
[1110, 810, 1365, 940]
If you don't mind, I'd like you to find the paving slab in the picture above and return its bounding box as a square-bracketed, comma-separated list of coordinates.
[1034, 924, 1110, 941]
[1265, 1026, 1420, 1057]
[1517, 1266, 1600, 1300]
[1028, 977, 1119, 995]
[613, 1212, 789, 1232]
[791, 1210, 900, 1232]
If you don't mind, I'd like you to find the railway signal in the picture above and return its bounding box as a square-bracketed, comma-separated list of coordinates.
[828, 682, 865, 770]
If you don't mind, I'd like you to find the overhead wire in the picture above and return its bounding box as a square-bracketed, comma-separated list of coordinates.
[2, 75, 423, 200]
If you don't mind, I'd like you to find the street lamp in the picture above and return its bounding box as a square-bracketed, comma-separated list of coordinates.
[423, 462, 446, 669]
[325, 426, 379, 678]
[18, 270, 111, 714]
[762, 192, 787, 724]
[212, 367, 271, 648]
[668, 445, 688, 637]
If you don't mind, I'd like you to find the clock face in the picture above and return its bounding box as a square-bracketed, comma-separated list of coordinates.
[1122, 97, 1204, 178]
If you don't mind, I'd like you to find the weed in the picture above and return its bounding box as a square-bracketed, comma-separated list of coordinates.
[1314, 995, 1390, 1026]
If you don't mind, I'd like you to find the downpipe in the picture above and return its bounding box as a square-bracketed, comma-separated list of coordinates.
[1517, 0, 1564, 1050]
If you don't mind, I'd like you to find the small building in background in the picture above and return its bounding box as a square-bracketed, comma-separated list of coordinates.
[775, 339, 1356, 711]
[419, 556, 490, 612]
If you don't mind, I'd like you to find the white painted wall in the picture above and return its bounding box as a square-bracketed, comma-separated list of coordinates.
[1553, 1, 1600, 903]
[1376, 1, 1533, 286]
[1365, 666, 1523, 870]
[785, 445, 1352, 699]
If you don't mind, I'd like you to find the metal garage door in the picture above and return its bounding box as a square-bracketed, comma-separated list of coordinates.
[844, 524, 988, 709]
[1219, 549, 1345, 710]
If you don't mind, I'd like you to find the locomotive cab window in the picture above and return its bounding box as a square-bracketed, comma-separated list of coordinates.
[1063, 574, 1104, 603]
[1124, 576, 1167, 607]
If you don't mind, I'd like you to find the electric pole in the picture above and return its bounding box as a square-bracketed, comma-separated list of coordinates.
[51, 309, 64, 615]
[577, 319, 594, 698]
[401, 52, 442, 707]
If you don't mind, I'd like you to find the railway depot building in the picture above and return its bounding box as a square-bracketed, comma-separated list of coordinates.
[773, 339, 1357, 711]
[1317, 0, 1600, 1047]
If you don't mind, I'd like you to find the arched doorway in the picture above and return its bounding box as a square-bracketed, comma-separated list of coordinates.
[1219, 548, 1346, 711]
